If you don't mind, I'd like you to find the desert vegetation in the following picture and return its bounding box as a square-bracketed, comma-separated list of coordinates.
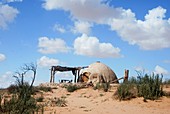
[114, 73, 166, 101]
[0, 63, 42, 114]
[93, 82, 110, 92]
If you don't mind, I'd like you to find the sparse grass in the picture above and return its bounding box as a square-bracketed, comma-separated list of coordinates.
[66, 93, 71, 96]
[66, 84, 79, 92]
[99, 93, 104, 97]
[52, 87, 58, 89]
[61, 95, 67, 99]
[93, 82, 110, 92]
[115, 83, 137, 101]
[93, 83, 100, 90]
[102, 82, 110, 92]
[54, 97, 67, 107]
[38, 86, 52, 92]
[36, 96, 44, 102]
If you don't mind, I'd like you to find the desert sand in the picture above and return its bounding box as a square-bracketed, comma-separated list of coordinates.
[36, 83, 170, 114]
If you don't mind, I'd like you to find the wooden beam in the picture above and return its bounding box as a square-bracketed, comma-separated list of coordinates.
[124, 69, 129, 83]
[112, 77, 124, 83]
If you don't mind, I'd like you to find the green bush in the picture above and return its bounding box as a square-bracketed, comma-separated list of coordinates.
[55, 97, 67, 107]
[36, 96, 44, 102]
[93, 82, 110, 92]
[102, 82, 110, 92]
[66, 84, 78, 92]
[7, 84, 18, 94]
[93, 82, 101, 90]
[0, 86, 38, 114]
[116, 83, 136, 101]
[136, 74, 163, 100]
[115, 73, 164, 101]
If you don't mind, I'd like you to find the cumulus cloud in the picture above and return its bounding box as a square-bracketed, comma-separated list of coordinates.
[43, 0, 170, 50]
[72, 21, 93, 35]
[154, 65, 169, 75]
[38, 37, 70, 54]
[42, 0, 122, 23]
[53, 24, 66, 33]
[74, 34, 122, 58]
[0, 4, 19, 29]
[37, 56, 60, 67]
[0, 53, 6, 61]
[109, 6, 170, 50]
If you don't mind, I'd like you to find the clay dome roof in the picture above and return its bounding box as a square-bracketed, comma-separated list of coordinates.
[83, 61, 118, 82]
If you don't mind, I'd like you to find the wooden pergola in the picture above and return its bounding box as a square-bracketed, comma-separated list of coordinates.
[50, 66, 88, 83]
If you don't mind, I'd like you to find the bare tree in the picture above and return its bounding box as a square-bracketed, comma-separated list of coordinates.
[11, 63, 38, 114]
[21, 63, 37, 88]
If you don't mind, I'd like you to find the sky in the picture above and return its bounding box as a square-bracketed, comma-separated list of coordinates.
[0, 0, 170, 88]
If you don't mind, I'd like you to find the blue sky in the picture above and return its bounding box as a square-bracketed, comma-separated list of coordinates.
[0, 0, 170, 88]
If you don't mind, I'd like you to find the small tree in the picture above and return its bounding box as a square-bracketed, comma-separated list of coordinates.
[0, 63, 40, 114]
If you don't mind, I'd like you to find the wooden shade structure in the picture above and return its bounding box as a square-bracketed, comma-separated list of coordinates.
[50, 66, 88, 83]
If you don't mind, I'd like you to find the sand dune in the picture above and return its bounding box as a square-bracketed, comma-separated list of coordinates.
[38, 83, 170, 114]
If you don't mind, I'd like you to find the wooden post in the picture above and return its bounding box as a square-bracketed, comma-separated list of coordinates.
[74, 70, 77, 83]
[124, 69, 129, 83]
[53, 71, 55, 83]
[50, 66, 56, 83]
[50, 67, 53, 83]
[77, 68, 81, 83]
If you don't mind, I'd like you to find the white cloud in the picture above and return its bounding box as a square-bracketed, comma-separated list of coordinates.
[0, 71, 14, 88]
[38, 37, 70, 54]
[108, 6, 170, 50]
[74, 34, 122, 58]
[72, 21, 92, 35]
[43, 0, 170, 50]
[42, 0, 122, 23]
[53, 24, 66, 33]
[0, 4, 19, 29]
[37, 56, 60, 67]
[0, 53, 6, 61]
[154, 65, 169, 75]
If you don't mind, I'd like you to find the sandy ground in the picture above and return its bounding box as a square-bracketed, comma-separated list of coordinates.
[38, 84, 170, 114]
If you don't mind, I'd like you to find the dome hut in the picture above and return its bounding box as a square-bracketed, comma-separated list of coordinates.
[79, 61, 119, 85]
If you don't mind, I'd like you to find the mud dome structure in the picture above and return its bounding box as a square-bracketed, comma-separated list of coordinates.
[79, 61, 119, 85]
[50, 61, 124, 85]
